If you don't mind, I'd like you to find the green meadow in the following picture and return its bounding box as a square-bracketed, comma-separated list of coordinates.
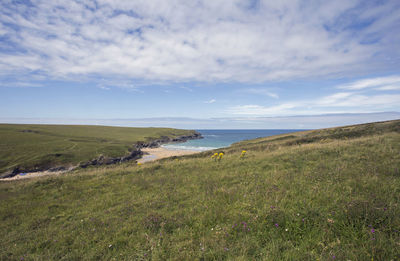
[0, 124, 197, 175]
[0, 120, 399, 260]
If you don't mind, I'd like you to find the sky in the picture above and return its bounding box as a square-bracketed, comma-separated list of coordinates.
[0, 0, 399, 129]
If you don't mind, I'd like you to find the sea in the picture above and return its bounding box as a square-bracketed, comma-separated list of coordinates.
[162, 129, 306, 151]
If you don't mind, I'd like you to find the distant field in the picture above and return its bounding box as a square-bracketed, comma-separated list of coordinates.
[0, 120, 399, 260]
[0, 124, 196, 174]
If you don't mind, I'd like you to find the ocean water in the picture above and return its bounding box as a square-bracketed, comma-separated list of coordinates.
[162, 129, 305, 151]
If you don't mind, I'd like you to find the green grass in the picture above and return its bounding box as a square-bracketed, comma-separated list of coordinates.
[0, 120, 399, 260]
[0, 124, 197, 174]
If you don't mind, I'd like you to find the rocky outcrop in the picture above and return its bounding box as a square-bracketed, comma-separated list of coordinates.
[0, 131, 203, 179]
[79, 132, 202, 168]
[135, 132, 203, 149]
[0, 167, 21, 179]
[0, 165, 70, 179]
[79, 149, 143, 168]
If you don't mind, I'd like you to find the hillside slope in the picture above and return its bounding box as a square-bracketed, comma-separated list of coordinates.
[0, 124, 199, 177]
[0, 120, 399, 260]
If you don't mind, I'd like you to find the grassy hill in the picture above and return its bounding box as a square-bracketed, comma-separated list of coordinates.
[0, 120, 399, 260]
[0, 124, 198, 176]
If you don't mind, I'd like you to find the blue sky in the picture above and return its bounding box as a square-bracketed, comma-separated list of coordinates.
[0, 0, 399, 128]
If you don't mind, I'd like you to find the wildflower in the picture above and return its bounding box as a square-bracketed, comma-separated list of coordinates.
[275, 223, 279, 227]
[371, 228, 375, 233]
[285, 228, 288, 232]
[240, 150, 247, 158]
[211, 152, 218, 159]
[137, 162, 142, 166]
[218, 152, 224, 160]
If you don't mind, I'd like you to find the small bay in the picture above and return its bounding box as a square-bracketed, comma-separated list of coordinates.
[162, 129, 306, 151]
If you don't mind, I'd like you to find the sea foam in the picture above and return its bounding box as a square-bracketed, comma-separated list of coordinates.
[162, 144, 217, 151]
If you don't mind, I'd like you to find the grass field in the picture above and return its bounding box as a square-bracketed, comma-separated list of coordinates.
[0, 120, 399, 260]
[0, 124, 197, 175]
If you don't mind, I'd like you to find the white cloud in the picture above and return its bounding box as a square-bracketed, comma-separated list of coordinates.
[98, 85, 110, 90]
[227, 92, 400, 116]
[0, 0, 399, 84]
[2, 112, 399, 129]
[95, 78, 144, 92]
[240, 88, 279, 99]
[338, 76, 400, 90]
[375, 85, 400, 91]
[325, 94, 400, 108]
[179, 86, 193, 92]
[228, 103, 296, 115]
[316, 92, 353, 106]
[205, 99, 216, 104]
[0, 81, 43, 88]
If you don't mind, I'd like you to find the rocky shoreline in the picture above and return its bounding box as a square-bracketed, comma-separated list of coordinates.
[135, 132, 202, 149]
[79, 132, 202, 168]
[0, 132, 202, 179]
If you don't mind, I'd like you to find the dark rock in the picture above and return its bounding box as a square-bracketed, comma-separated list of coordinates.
[0, 170, 14, 179]
[135, 132, 203, 149]
[1, 132, 202, 178]
[0, 167, 22, 179]
[79, 162, 89, 168]
[78, 149, 143, 169]
[104, 158, 118, 165]
[20, 129, 40, 134]
[48, 166, 67, 172]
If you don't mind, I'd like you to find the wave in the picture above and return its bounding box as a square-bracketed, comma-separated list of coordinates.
[203, 134, 219, 137]
[162, 144, 217, 151]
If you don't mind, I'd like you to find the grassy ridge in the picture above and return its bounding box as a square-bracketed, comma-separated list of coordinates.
[0, 120, 399, 260]
[0, 124, 196, 174]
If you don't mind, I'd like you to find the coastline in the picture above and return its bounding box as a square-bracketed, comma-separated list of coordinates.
[1, 148, 200, 181]
[0, 169, 70, 182]
[1, 132, 203, 181]
[137, 147, 199, 163]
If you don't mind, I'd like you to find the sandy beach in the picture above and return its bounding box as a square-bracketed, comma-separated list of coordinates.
[137, 147, 199, 163]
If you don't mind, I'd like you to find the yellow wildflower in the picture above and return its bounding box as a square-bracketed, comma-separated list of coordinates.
[211, 152, 219, 159]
